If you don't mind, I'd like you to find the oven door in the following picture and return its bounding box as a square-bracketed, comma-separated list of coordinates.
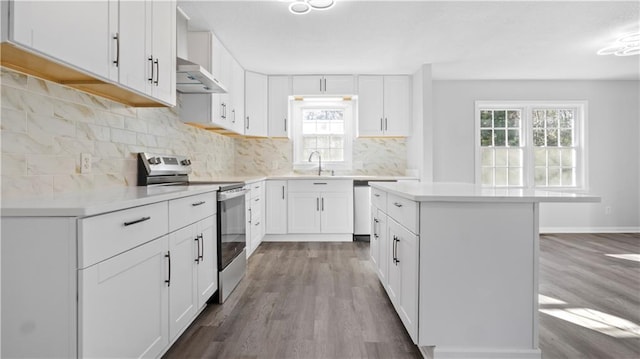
[218, 189, 248, 270]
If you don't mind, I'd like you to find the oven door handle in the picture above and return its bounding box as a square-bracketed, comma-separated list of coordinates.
[217, 188, 250, 201]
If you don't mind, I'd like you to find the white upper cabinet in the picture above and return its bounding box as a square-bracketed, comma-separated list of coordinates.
[357, 75, 411, 137]
[268, 76, 291, 138]
[245, 71, 268, 137]
[9, 1, 112, 80]
[292, 75, 354, 95]
[6, 0, 176, 107]
[182, 31, 245, 134]
[149, 0, 176, 105]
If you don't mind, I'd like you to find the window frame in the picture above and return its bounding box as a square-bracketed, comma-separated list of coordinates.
[475, 100, 588, 190]
[291, 99, 354, 170]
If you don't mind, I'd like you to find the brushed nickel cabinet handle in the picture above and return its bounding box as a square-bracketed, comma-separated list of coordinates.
[192, 201, 206, 207]
[393, 202, 403, 208]
[124, 216, 151, 226]
[113, 33, 119, 66]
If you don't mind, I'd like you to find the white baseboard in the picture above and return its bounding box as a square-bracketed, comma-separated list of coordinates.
[540, 226, 640, 234]
[432, 347, 541, 359]
[262, 233, 353, 242]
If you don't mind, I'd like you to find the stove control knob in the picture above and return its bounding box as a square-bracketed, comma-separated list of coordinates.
[181, 159, 191, 166]
[149, 157, 161, 165]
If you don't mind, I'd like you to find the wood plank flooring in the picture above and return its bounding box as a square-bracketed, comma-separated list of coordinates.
[539, 233, 640, 359]
[163, 241, 421, 359]
[164, 234, 640, 359]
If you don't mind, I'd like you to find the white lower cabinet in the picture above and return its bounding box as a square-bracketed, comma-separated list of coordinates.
[168, 216, 216, 339]
[246, 181, 266, 257]
[79, 236, 170, 359]
[370, 190, 419, 343]
[265, 180, 287, 234]
[287, 179, 354, 234]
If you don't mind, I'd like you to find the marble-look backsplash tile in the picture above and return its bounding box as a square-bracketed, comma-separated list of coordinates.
[1, 67, 235, 199]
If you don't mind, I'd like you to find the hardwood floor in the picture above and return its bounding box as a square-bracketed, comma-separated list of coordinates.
[164, 234, 639, 359]
[164, 241, 422, 359]
[539, 233, 640, 359]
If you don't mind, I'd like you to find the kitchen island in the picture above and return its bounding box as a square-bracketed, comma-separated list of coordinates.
[368, 182, 599, 359]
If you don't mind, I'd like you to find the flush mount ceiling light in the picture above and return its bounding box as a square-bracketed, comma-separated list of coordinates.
[286, 0, 335, 15]
[597, 31, 640, 56]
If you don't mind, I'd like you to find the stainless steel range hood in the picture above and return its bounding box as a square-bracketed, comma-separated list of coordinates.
[177, 57, 227, 93]
[176, 7, 227, 94]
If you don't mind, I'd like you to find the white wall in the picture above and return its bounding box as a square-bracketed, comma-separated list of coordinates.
[432, 80, 639, 232]
[408, 64, 434, 182]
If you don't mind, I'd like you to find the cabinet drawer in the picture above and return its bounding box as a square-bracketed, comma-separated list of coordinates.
[79, 202, 169, 268]
[169, 192, 216, 232]
[288, 179, 353, 192]
[387, 193, 418, 234]
[250, 182, 263, 198]
[371, 187, 387, 211]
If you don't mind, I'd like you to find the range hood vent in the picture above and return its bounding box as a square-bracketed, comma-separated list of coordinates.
[176, 57, 227, 94]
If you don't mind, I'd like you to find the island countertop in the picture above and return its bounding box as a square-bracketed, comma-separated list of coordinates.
[370, 181, 601, 203]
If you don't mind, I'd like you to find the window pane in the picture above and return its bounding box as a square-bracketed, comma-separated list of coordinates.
[507, 110, 520, 128]
[508, 168, 522, 186]
[534, 148, 546, 166]
[509, 149, 522, 167]
[546, 129, 558, 146]
[535, 167, 547, 186]
[329, 149, 344, 162]
[494, 111, 506, 127]
[533, 129, 545, 146]
[481, 148, 494, 166]
[559, 109, 574, 128]
[331, 122, 344, 133]
[481, 130, 493, 146]
[508, 129, 520, 146]
[303, 149, 313, 160]
[561, 149, 574, 167]
[494, 130, 506, 146]
[316, 135, 330, 148]
[495, 149, 508, 166]
[533, 110, 545, 128]
[548, 149, 560, 166]
[303, 137, 317, 149]
[560, 129, 573, 147]
[316, 122, 330, 134]
[330, 136, 344, 149]
[482, 168, 494, 186]
[302, 122, 316, 134]
[480, 110, 493, 128]
[495, 168, 508, 186]
[562, 168, 574, 186]
[548, 168, 561, 186]
[545, 110, 558, 128]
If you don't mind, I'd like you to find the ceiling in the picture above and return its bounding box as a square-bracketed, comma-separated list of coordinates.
[177, 0, 640, 80]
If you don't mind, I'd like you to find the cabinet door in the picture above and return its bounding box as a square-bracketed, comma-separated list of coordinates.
[287, 192, 321, 233]
[150, 0, 176, 105]
[320, 191, 354, 234]
[383, 75, 411, 136]
[266, 180, 288, 234]
[387, 220, 401, 306]
[377, 211, 389, 285]
[118, 0, 149, 95]
[168, 225, 198, 340]
[245, 71, 268, 136]
[292, 75, 323, 95]
[230, 60, 245, 134]
[371, 209, 381, 268]
[357, 75, 384, 137]
[268, 76, 291, 138]
[246, 192, 253, 256]
[323, 75, 354, 95]
[196, 216, 217, 307]
[79, 236, 169, 359]
[10, 1, 112, 79]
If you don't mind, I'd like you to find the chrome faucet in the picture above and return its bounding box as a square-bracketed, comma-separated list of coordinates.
[308, 151, 322, 176]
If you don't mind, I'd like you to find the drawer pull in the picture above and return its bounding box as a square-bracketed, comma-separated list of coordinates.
[393, 202, 403, 208]
[313, 182, 327, 185]
[255, 222, 260, 226]
[374, 194, 380, 197]
[123, 216, 151, 227]
[192, 201, 206, 207]
[255, 198, 260, 202]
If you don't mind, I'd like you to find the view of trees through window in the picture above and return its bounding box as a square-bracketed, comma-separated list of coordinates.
[301, 109, 345, 162]
[480, 109, 524, 186]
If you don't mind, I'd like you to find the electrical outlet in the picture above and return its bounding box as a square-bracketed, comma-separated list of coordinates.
[81, 153, 92, 174]
[605, 206, 612, 215]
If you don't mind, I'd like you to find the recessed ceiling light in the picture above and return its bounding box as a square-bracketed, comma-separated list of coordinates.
[289, 1, 311, 15]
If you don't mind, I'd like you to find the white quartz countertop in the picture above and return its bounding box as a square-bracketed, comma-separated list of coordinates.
[1, 185, 220, 217]
[199, 174, 417, 183]
[370, 182, 601, 203]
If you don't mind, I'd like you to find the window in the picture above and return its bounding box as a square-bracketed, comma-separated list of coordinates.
[292, 99, 354, 169]
[476, 101, 586, 189]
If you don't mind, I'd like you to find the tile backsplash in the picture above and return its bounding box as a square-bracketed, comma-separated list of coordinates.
[1, 67, 407, 199]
